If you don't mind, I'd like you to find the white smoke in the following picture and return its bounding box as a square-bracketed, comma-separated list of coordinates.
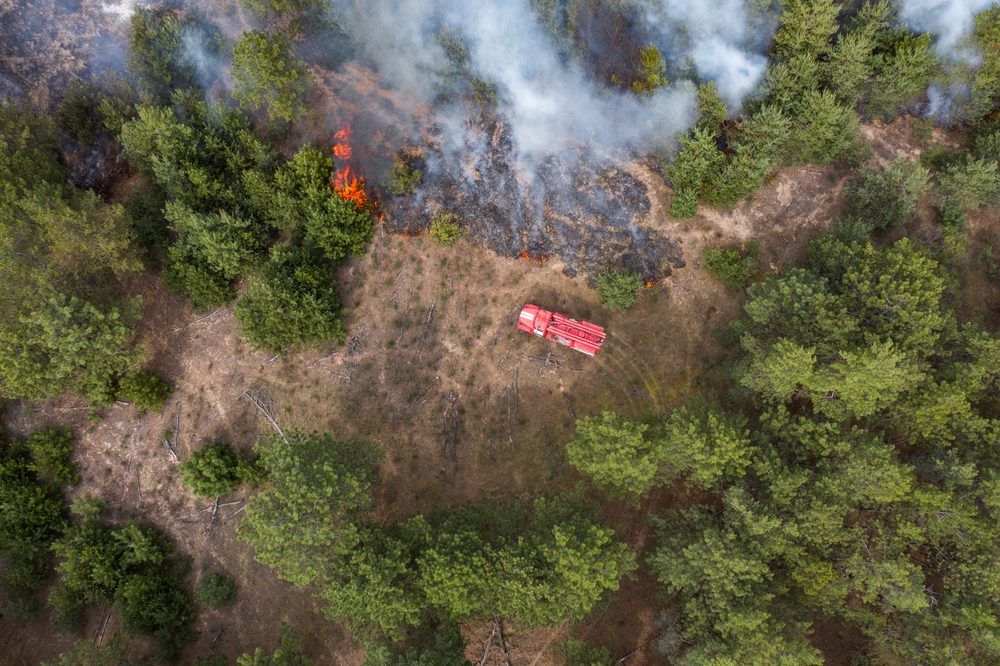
[102, 0, 140, 22]
[898, 0, 995, 64]
[640, 0, 775, 111]
[181, 28, 233, 96]
[334, 0, 698, 162]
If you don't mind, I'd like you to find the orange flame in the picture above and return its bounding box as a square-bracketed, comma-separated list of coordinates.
[645, 279, 656, 289]
[330, 124, 378, 215]
[520, 251, 549, 264]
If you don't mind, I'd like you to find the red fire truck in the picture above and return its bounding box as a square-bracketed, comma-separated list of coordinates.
[517, 304, 606, 356]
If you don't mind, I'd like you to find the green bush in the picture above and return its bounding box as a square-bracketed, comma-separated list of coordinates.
[0, 443, 68, 603]
[180, 442, 245, 498]
[428, 214, 461, 245]
[57, 81, 104, 147]
[193, 658, 229, 666]
[237, 623, 313, 665]
[240, 0, 323, 15]
[596, 271, 641, 310]
[128, 7, 198, 97]
[232, 31, 310, 122]
[70, 495, 106, 521]
[118, 370, 173, 413]
[669, 188, 699, 218]
[50, 521, 193, 657]
[123, 184, 168, 267]
[195, 572, 236, 608]
[234, 245, 346, 353]
[385, 161, 423, 197]
[164, 244, 234, 310]
[790, 89, 863, 165]
[934, 157, 1000, 228]
[115, 571, 194, 654]
[42, 638, 132, 666]
[843, 160, 929, 232]
[23, 427, 78, 485]
[565, 638, 613, 666]
[630, 44, 667, 95]
[703, 242, 760, 290]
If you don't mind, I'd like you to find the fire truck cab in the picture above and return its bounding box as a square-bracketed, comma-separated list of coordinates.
[517, 303, 606, 356]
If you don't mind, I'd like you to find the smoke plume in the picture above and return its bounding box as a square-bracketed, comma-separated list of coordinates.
[639, 0, 776, 110]
[335, 0, 700, 161]
[898, 0, 994, 64]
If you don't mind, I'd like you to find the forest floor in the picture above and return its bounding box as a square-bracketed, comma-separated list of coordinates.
[3, 117, 998, 666]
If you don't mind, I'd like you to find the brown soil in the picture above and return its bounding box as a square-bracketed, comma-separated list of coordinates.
[4, 114, 993, 665]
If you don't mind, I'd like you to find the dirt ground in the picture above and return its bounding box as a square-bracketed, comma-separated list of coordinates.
[3, 116, 998, 665]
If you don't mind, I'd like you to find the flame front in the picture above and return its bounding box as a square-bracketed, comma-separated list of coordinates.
[331, 124, 377, 215]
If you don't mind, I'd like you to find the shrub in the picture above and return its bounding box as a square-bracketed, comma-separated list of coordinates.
[843, 160, 929, 231]
[195, 572, 236, 608]
[193, 658, 228, 666]
[596, 271, 641, 310]
[429, 214, 461, 245]
[128, 7, 198, 97]
[237, 623, 313, 665]
[0, 444, 67, 603]
[240, 0, 323, 15]
[385, 161, 423, 196]
[57, 81, 104, 147]
[703, 242, 760, 289]
[232, 31, 310, 122]
[118, 370, 173, 413]
[49, 521, 193, 657]
[234, 245, 346, 353]
[70, 495, 106, 521]
[790, 89, 863, 165]
[935, 157, 1000, 228]
[565, 638, 613, 666]
[164, 244, 234, 310]
[631, 44, 667, 95]
[123, 184, 168, 267]
[669, 188, 699, 218]
[181, 442, 245, 498]
[41, 638, 132, 666]
[23, 427, 78, 485]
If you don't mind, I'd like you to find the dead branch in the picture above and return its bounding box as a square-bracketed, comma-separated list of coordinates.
[134, 466, 142, 507]
[442, 390, 460, 462]
[616, 637, 657, 664]
[496, 618, 513, 666]
[174, 402, 182, 453]
[211, 627, 224, 647]
[242, 388, 287, 444]
[116, 453, 133, 509]
[479, 624, 499, 666]
[558, 377, 576, 420]
[512, 367, 519, 425]
[396, 286, 413, 344]
[203, 497, 220, 536]
[224, 505, 246, 524]
[201, 500, 243, 512]
[417, 302, 437, 351]
[92, 605, 110, 644]
[346, 326, 367, 357]
[309, 351, 338, 367]
[163, 436, 179, 464]
[173, 308, 222, 333]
